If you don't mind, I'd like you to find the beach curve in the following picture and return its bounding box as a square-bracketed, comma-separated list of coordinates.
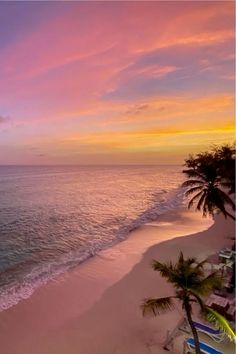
[0, 208, 233, 354]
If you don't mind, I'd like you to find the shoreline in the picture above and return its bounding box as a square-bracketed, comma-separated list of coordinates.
[0, 207, 212, 315]
[0, 207, 234, 354]
[0, 184, 185, 313]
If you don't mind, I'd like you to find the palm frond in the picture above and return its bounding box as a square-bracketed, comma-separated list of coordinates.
[141, 296, 175, 316]
[178, 251, 184, 264]
[220, 182, 235, 195]
[185, 257, 197, 266]
[182, 179, 204, 187]
[182, 169, 206, 180]
[204, 307, 236, 341]
[202, 195, 214, 217]
[188, 191, 204, 209]
[219, 181, 235, 189]
[204, 189, 235, 219]
[192, 272, 223, 296]
[216, 189, 235, 209]
[185, 186, 204, 197]
[200, 272, 222, 294]
[196, 192, 206, 211]
[152, 260, 174, 279]
[195, 259, 207, 269]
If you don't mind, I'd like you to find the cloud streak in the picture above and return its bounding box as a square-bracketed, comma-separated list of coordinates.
[0, 1, 234, 164]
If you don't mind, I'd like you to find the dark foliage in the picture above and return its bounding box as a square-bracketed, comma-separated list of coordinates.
[182, 143, 235, 220]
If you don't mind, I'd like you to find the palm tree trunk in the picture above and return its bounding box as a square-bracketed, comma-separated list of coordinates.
[184, 299, 201, 354]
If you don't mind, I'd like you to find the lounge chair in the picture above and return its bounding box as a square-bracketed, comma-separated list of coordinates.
[193, 321, 225, 342]
[186, 337, 223, 354]
[219, 249, 233, 261]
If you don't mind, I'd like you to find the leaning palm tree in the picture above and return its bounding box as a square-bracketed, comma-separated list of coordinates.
[141, 252, 235, 354]
[182, 164, 235, 220]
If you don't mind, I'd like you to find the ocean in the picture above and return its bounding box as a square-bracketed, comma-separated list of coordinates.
[0, 165, 184, 311]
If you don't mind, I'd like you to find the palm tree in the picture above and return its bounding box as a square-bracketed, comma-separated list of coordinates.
[141, 252, 235, 354]
[182, 144, 235, 220]
[182, 164, 235, 221]
[213, 144, 235, 194]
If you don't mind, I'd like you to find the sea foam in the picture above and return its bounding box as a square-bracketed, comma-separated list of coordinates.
[0, 165, 184, 311]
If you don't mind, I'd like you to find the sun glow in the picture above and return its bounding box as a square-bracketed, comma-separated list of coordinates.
[0, 1, 234, 164]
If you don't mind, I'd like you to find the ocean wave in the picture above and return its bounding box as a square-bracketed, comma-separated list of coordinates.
[0, 184, 185, 312]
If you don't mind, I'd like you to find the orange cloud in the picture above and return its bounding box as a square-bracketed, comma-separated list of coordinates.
[0, 1, 234, 164]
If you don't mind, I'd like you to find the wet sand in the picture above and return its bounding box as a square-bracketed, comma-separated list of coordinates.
[0, 208, 234, 354]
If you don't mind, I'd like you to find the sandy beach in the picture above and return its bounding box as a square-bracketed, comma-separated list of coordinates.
[0, 207, 234, 354]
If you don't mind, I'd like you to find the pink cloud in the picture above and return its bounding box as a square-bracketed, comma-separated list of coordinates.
[0, 1, 234, 166]
[1, 1, 234, 81]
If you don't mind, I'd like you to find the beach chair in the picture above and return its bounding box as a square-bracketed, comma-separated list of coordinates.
[186, 337, 223, 354]
[193, 321, 225, 342]
[219, 249, 233, 262]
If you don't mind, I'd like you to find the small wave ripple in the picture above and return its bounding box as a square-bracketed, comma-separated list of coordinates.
[0, 165, 184, 311]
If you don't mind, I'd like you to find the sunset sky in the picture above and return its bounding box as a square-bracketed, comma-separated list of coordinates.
[0, 1, 235, 165]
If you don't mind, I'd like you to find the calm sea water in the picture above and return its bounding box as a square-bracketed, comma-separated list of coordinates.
[0, 165, 184, 310]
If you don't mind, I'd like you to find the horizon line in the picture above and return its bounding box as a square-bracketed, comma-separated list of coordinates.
[0, 163, 183, 167]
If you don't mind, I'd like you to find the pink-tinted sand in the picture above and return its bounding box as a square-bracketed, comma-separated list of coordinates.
[0, 208, 234, 354]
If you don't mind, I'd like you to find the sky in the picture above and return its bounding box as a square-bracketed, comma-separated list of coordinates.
[0, 1, 235, 165]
